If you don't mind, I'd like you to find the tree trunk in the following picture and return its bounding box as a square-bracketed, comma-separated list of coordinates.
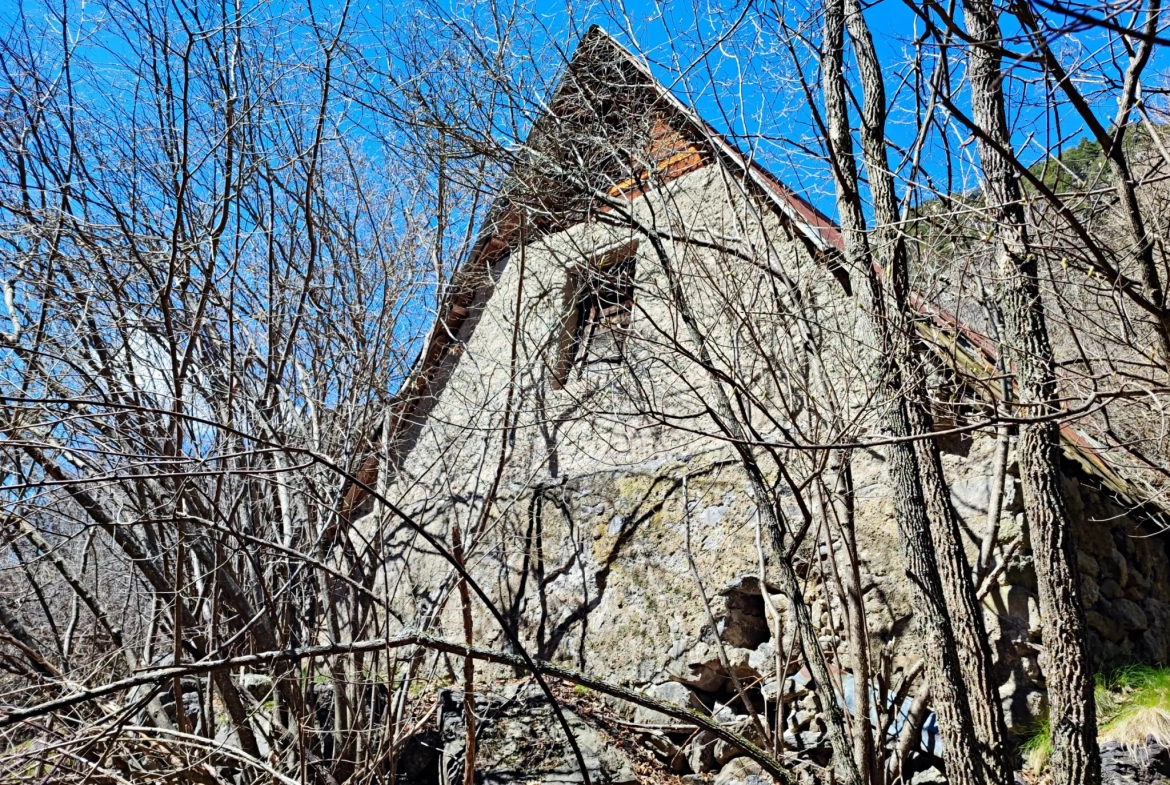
[818, 3, 987, 784]
[824, 454, 878, 785]
[960, 2, 1100, 783]
[838, 1, 1015, 777]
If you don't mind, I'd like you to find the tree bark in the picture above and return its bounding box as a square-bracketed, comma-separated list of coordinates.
[823, 454, 877, 785]
[837, 1, 1015, 778]
[960, 2, 1100, 783]
[819, 2, 989, 784]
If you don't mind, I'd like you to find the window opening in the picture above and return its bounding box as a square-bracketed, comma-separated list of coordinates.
[554, 241, 638, 386]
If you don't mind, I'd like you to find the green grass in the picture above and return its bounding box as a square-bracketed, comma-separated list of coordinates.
[1021, 714, 1053, 773]
[1097, 665, 1170, 749]
[1023, 665, 1170, 772]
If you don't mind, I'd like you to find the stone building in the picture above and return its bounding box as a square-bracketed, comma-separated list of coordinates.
[354, 25, 1170, 763]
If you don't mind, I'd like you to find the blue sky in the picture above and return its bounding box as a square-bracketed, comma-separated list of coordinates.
[495, 0, 1161, 216]
[0, 0, 1159, 402]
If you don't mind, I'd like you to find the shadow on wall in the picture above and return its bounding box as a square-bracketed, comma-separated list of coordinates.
[503, 471, 688, 666]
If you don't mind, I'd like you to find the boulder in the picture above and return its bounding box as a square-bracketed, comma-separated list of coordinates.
[902, 754, 948, 785]
[238, 673, 274, 702]
[711, 702, 738, 724]
[723, 573, 780, 595]
[714, 739, 742, 768]
[789, 709, 817, 730]
[761, 676, 807, 704]
[1100, 738, 1170, 785]
[686, 731, 719, 774]
[668, 643, 727, 692]
[167, 692, 201, 726]
[395, 730, 441, 785]
[158, 676, 200, 701]
[437, 685, 637, 785]
[712, 717, 767, 765]
[909, 764, 948, 785]
[639, 731, 686, 772]
[634, 681, 703, 726]
[748, 641, 776, 680]
[598, 744, 639, 785]
[714, 757, 766, 785]
[1113, 598, 1149, 631]
[670, 641, 770, 691]
[721, 647, 761, 680]
[780, 730, 828, 751]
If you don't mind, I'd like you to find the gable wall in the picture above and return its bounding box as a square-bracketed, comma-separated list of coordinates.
[365, 157, 1170, 735]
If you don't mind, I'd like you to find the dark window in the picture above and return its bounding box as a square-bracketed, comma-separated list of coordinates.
[554, 242, 638, 386]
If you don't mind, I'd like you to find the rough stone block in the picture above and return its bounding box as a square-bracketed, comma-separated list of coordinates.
[686, 731, 719, 773]
[639, 731, 686, 771]
[1100, 579, 1124, 600]
[238, 673, 274, 701]
[1107, 549, 1129, 588]
[747, 641, 776, 679]
[791, 709, 816, 729]
[1075, 516, 1115, 558]
[635, 681, 703, 726]
[720, 646, 760, 680]
[1081, 575, 1101, 607]
[1099, 739, 1170, 784]
[1103, 639, 1130, 664]
[1027, 595, 1043, 638]
[667, 643, 727, 692]
[1112, 598, 1148, 631]
[598, 744, 639, 785]
[1086, 609, 1126, 643]
[1142, 627, 1170, 665]
[714, 757, 765, 785]
[1077, 549, 1101, 580]
[780, 730, 828, 751]
[761, 676, 805, 704]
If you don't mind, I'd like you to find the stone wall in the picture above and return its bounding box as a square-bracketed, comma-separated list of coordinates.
[983, 472, 1170, 730]
[369, 160, 1170, 763]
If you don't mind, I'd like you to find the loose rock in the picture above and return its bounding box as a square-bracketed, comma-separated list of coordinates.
[1100, 738, 1170, 785]
[634, 681, 703, 726]
[714, 757, 766, 785]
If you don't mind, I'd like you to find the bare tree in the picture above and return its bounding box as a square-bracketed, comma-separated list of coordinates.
[3, 2, 1170, 785]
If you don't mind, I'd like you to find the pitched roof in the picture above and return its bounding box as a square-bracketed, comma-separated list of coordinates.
[339, 25, 1165, 528]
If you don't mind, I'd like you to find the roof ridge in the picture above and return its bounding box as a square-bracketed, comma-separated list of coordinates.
[337, 26, 1168, 531]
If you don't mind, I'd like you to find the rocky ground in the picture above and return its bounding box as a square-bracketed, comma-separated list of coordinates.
[390, 680, 1170, 785]
[392, 680, 807, 785]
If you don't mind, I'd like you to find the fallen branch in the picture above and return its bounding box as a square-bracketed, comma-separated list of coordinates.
[0, 632, 793, 783]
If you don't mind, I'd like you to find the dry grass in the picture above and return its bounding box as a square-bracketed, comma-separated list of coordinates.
[1022, 665, 1170, 773]
[1097, 666, 1170, 750]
